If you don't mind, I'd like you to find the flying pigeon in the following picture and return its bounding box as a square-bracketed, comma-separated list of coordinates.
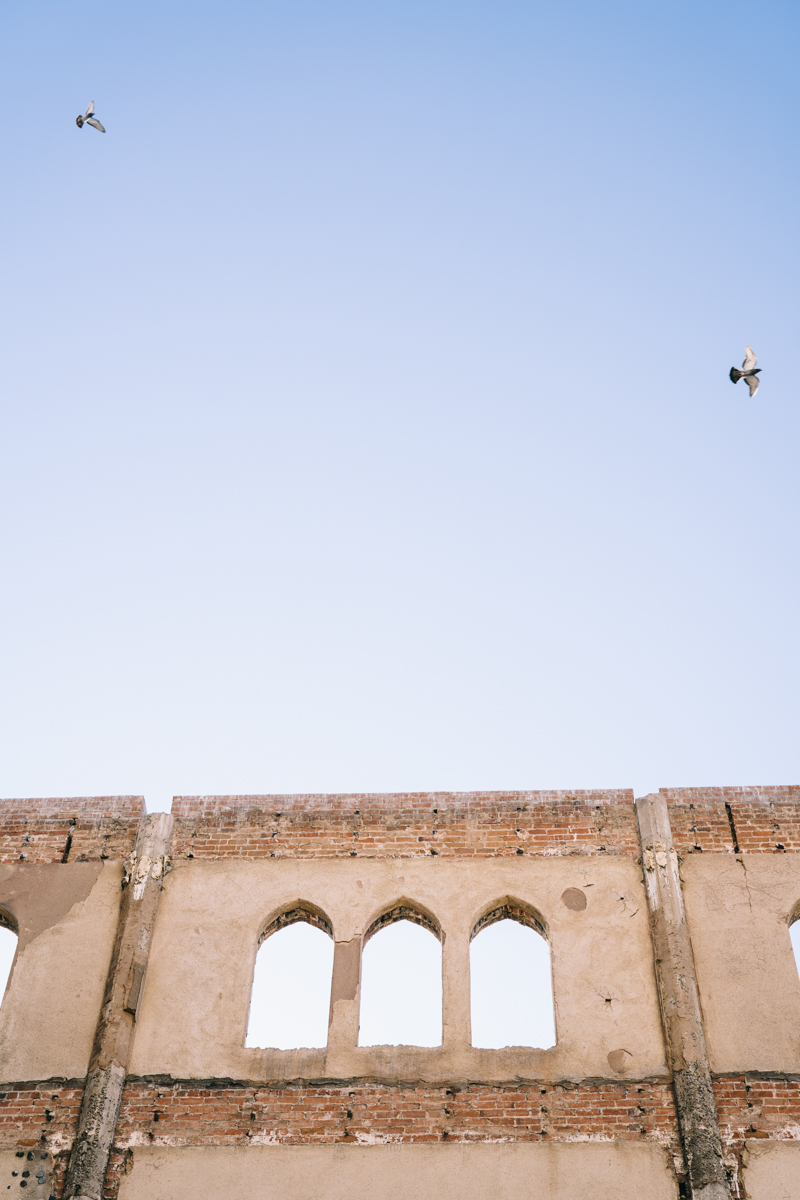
[729, 346, 761, 396]
[75, 102, 105, 132]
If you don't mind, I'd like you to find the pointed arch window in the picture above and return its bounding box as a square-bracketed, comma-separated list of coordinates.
[0, 914, 17, 1008]
[790, 912, 800, 984]
[358, 904, 442, 1047]
[470, 901, 555, 1048]
[245, 906, 334, 1049]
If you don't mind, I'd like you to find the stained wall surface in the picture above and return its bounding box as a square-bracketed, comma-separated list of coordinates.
[0, 787, 798, 1200]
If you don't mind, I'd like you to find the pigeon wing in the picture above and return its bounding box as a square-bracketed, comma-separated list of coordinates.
[742, 345, 757, 370]
[746, 374, 759, 397]
[84, 101, 95, 118]
[85, 117, 106, 132]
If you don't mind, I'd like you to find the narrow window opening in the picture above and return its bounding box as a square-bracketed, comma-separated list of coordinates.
[245, 911, 333, 1049]
[470, 907, 555, 1048]
[790, 916, 800, 984]
[359, 912, 442, 1046]
[0, 920, 18, 1007]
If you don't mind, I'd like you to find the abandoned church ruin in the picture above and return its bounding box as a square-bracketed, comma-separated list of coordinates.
[0, 787, 799, 1199]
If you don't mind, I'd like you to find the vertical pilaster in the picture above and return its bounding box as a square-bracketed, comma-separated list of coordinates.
[63, 811, 174, 1200]
[635, 793, 730, 1200]
[441, 926, 471, 1049]
[327, 936, 363, 1055]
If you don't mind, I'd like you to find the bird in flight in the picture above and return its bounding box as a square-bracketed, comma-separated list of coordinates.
[76, 101, 105, 133]
[729, 346, 761, 396]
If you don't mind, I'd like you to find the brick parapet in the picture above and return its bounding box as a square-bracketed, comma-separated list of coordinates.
[0, 797, 144, 864]
[662, 787, 800, 855]
[170, 791, 640, 860]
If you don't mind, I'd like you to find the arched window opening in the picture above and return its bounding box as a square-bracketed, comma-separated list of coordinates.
[470, 902, 555, 1049]
[245, 906, 334, 1050]
[790, 915, 800, 983]
[0, 917, 17, 1006]
[358, 905, 442, 1047]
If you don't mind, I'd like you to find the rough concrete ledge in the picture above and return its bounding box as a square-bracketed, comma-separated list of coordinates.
[124, 1071, 675, 1090]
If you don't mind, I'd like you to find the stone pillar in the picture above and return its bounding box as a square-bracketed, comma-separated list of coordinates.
[441, 926, 471, 1050]
[635, 793, 730, 1200]
[327, 936, 363, 1053]
[63, 811, 174, 1200]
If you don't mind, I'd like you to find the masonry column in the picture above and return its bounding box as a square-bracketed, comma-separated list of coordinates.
[635, 793, 730, 1200]
[327, 935, 363, 1055]
[63, 811, 174, 1200]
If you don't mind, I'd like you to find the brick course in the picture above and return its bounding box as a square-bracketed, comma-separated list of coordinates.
[0, 797, 143, 865]
[0, 1082, 83, 1197]
[663, 787, 800, 855]
[100, 1079, 684, 1198]
[171, 791, 640, 860]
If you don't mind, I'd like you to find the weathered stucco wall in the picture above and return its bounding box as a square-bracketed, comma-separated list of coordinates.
[130, 855, 665, 1083]
[681, 854, 800, 1074]
[0, 787, 798, 1200]
[0, 862, 123, 1083]
[116, 1143, 679, 1200]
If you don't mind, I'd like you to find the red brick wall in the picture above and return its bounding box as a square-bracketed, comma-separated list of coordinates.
[171, 791, 640, 860]
[101, 1079, 683, 1198]
[0, 1082, 83, 1197]
[713, 1075, 800, 1193]
[0, 797, 143, 864]
[663, 787, 800, 855]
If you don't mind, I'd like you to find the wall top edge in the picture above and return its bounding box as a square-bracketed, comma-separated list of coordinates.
[0, 796, 145, 814]
[660, 785, 800, 804]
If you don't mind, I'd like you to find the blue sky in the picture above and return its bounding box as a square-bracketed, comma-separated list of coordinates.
[1, 0, 799, 811]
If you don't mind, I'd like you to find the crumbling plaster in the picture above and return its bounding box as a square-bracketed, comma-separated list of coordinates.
[0, 862, 123, 1083]
[680, 855, 800, 1073]
[129, 856, 667, 1083]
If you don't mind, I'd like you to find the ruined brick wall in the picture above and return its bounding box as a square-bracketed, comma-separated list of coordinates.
[0, 796, 143, 865]
[0, 788, 798, 1199]
[170, 790, 640, 860]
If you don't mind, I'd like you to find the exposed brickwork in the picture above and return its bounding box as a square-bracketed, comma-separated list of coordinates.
[713, 1075, 800, 1194]
[663, 787, 800, 855]
[0, 1082, 83, 1197]
[100, 1079, 683, 1197]
[0, 798, 143, 865]
[171, 791, 640, 860]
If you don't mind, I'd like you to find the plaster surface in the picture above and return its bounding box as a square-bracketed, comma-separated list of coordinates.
[129, 856, 666, 1083]
[741, 1140, 800, 1200]
[0, 862, 123, 1082]
[117, 1142, 679, 1200]
[680, 855, 800, 1072]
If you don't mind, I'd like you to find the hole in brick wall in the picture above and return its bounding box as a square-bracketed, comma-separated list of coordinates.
[245, 917, 333, 1049]
[470, 918, 555, 1049]
[358, 918, 442, 1047]
[0, 918, 17, 1007]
